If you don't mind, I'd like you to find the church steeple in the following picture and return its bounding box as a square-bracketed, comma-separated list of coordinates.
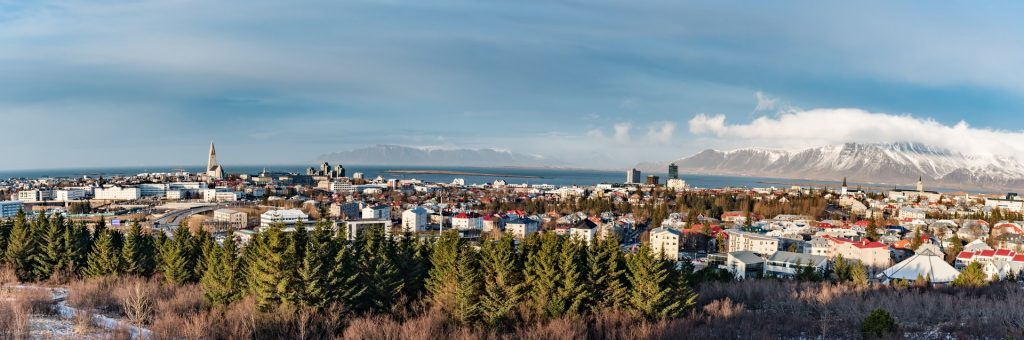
[916, 176, 923, 192]
[841, 177, 848, 196]
[206, 142, 224, 180]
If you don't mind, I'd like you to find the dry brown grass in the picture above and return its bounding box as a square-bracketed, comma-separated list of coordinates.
[0, 300, 31, 338]
[117, 280, 155, 327]
[0, 265, 17, 285]
[14, 287, 56, 315]
[68, 276, 121, 315]
[693, 280, 1024, 338]
[73, 310, 98, 336]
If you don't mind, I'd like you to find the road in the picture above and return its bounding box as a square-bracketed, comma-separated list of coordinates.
[149, 204, 219, 232]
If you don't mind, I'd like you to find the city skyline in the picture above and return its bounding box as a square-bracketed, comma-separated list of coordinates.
[3, 1, 1024, 170]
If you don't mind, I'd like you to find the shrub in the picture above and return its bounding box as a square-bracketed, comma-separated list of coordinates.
[68, 277, 121, 314]
[861, 308, 897, 338]
[14, 287, 56, 315]
[0, 301, 30, 338]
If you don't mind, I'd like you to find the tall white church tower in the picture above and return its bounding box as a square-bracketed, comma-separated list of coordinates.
[206, 142, 224, 180]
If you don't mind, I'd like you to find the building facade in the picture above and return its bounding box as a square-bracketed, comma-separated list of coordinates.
[650, 227, 681, 261]
[260, 209, 309, 228]
[725, 230, 779, 256]
[401, 207, 428, 232]
[0, 201, 23, 218]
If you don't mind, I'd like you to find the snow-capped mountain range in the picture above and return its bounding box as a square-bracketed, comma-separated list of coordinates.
[316, 144, 550, 167]
[646, 142, 1024, 190]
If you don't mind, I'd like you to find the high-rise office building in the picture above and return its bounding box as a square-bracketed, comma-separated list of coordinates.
[627, 168, 641, 184]
[668, 163, 679, 180]
[646, 175, 660, 185]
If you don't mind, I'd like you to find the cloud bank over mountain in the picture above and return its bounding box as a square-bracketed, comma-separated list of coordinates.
[688, 109, 1024, 160]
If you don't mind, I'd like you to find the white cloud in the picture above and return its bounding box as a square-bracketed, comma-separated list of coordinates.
[688, 109, 1024, 159]
[754, 91, 778, 111]
[647, 122, 676, 144]
[613, 122, 632, 143]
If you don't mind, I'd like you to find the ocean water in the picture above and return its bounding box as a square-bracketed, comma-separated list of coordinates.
[0, 164, 850, 189]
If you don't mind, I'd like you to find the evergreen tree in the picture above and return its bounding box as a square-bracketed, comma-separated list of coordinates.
[193, 228, 215, 280]
[451, 245, 480, 325]
[945, 234, 963, 264]
[249, 223, 293, 311]
[861, 308, 897, 338]
[92, 217, 107, 242]
[525, 232, 563, 319]
[239, 230, 268, 295]
[666, 260, 698, 318]
[426, 230, 463, 316]
[202, 229, 242, 306]
[84, 230, 123, 278]
[588, 236, 629, 311]
[850, 263, 869, 287]
[0, 220, 11, 260]
[329, 231, 365, 308]
[552, 238, 588, 317]
[32, 215, 67, 280]
[910, 227, 923, 251]
[4, 210, 36, 281]
[161, 226, 195, 285]
[295, 222, 337, 309]
[626, 244, 690, 320]
[67, 223, 92, 276]
[351, 227, 403, 313]
[952, 261, 988, 288]
[833, 254, 850, 282]
[282, 222, 308, 306]
[865, 219, 880, 241]
[122, 222, 156, 277]
[395, 232, 428, 300]
[479, 235, 524, 327]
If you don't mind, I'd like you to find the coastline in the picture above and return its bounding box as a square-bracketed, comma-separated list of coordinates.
[383, 169, 544, 179]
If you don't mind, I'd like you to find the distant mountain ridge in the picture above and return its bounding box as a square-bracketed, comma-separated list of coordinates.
[642, 142, 1024, 190]
[316, 144, 551, 167]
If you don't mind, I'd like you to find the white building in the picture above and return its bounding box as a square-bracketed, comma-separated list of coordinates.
[666, 178, 687, 191]
[898, 207, 926, 220]
[202, 188, 241, 202]
[401, 207, 428, 232]
[93, 186, 141, 201]
[362, 205, 391, 220]
[17, 189, 53, 203]
[169, 182, 207, 190]
[725, 230, 779, 256]
[330, 181, 355, 193]
[330, 202, 360, 219]
[452, 212, 484, 230]
[260, 209, 310, 228]
[569, 219, 598, 245]
[341, 219, 393, 241]
[213, 209, 247, 229]
[54, 188, 89, 202]
[0, 201, 23, 218]
[650, 227, 682, 261]
[985, 195, 1024, 213]
[764, 251, 828, 278]
[626, 168, 641, 184]
[725, 251, 765, 280]
[139, 183, 168, 197]
[505, 217, 538, 239]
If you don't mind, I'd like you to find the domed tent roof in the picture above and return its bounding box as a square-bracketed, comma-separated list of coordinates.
[877, 245, 960, 284]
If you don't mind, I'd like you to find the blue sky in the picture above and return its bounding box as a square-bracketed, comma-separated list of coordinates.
[2, 1, 1024, 170]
